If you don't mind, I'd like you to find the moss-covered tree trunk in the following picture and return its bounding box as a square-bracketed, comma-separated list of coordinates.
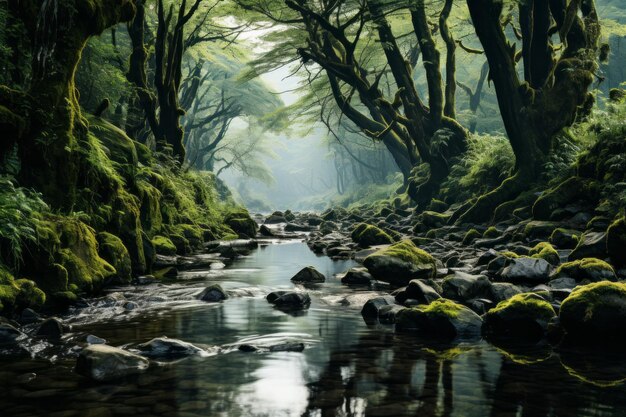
[457, 0, 600, 224]
[2, 0, 135, 209]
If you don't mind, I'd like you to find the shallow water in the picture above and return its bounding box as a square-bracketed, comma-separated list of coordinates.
[2, 240, 626, 417]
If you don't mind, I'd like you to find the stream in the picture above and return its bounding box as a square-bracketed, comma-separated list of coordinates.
[2, 239, 626, 417]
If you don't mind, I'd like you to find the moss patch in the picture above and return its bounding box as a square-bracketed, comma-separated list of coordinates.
[483, 226, 499, 238]
[152, 236, 177, 256]
[224, 208, 257, 238]
[97, 232, 132, 284]
[560, 281, 626, 342]
[554, 258, 616, 282]
[351, 223, 393, 247]
[529, 242, 560, 265]
[462, 229, 481, 245]
[369, 240, 436, 267]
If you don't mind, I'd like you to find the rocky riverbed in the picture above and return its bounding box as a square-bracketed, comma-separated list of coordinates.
[1, 207, 626, 416]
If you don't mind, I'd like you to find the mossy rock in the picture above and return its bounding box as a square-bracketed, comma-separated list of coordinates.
[364, 240, 437, 286]
[0, 266, 45, 313]
[88, 115, 138, 178]
[529, 242, 560, 265]
[524, 221, 561, 240]
[351, 223, 393, 247]
[171, 224, 203, 249]
[553, 258, 616, 283]
[550, 228, 580, 249]
[97, 232, 132, 285]
[483, 293, 556, 341]
[224, 209, 257, 238]
[532, 177, 599, 220]
[462, 229, 481, 245]
[483, 226, 499, 239]
[152, 236, 177, 256]
[421, 211, 450, 228]
[607, 216, 626, 267]
[395, 299, 483, 340]
[560, 282, 626, 343]
[169, 234, 191, 255]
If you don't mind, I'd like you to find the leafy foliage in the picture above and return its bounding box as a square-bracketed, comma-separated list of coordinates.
[0, 176, 48, 267]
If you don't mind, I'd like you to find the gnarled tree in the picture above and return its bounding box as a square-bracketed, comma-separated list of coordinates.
[0, 0, 136, 208]
[241, 0, 469, 208]
[457, 0, 601, 223]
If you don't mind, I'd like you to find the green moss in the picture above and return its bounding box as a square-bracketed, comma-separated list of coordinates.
[554, 258, 616, 282]
[54, 217, 117, 293]
[97, 232, 132, 284]
[462, 229, 481, 245]
[351, 223, 393, 247]
[419, 298, 463, 319]
[224, 209, 257, 238]
[169, 234, 191, 255]
[370, 240, 436, 267]
[483, 226, 499, 238]
[152, 236, 177, 256]
[421, 211, 451, 228]
[0, 265, 46, 313]
[529, 242, 560, 265]
[500, 251, 520, 259]
[560, 281, 626, 341]
[488, 293, 555, 322]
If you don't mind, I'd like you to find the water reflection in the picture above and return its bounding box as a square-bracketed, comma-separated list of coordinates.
[1, 242, 626, 416]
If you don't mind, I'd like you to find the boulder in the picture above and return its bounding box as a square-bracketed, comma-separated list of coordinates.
[499, 257, 553, 284]
[568, 232, 608, 260]
[135, 337, 205, 358]
[197, 284, 229, 302]
[0, 323, 24, 345]
[350, 223, 393, 247]
[552, 258, 616, 282]
[441, 272, 492, 302]
[76, 345, 149, 382]
[36, 317, 67, 339]
[363, 240, 436, 286]
[395, 299, 483, 340]
[291, 266, 326, 283]
[341, 268, 373, 285]
[490, 282, 523, 303]
[560, 282, 626, 343]
[268, 292, 311, 310]
[361, 296, 397, 322]
[397, 280, 441, 305]
[528, 242, 560, 265]
[550, 228, 580, 249]
[483, 293, 556, 341]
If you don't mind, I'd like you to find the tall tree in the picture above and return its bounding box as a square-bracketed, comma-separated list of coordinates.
[456, 0, 602, 223]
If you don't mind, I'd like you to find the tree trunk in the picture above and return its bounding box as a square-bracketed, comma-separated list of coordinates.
[5, 0, 135, 209]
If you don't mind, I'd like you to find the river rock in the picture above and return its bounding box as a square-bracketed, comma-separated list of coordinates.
[498, 257, 553, 284]
[291, 266, 325, 283]
[136, 337, 205, 358]
[76, 345, 149, 382]
[395, 299, 483, 340]
[483, 293, 556, 341]
[361, 296, 397, 322]
[341, 268, 373, 285]
[0, 323, 24, 345]
[363, 240, 436, 286]
[490, 282, 523, 303]
[268, 292, 311, 310]
[395, 280, 441, 305]
[378, 305, 405, 324]
[17, 308, 42, 325]
[197, 284, 228, 302]
[36, 318, 68, 339]
[560, 281, 626, 343]
[441, 272, 492, 302]
[568, 232, 608, 260]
